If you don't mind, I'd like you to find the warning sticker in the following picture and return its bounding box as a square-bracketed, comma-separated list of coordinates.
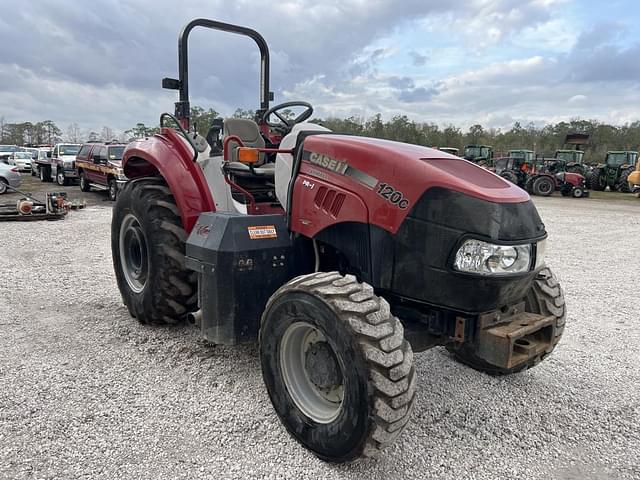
[247, 225, 278, 240]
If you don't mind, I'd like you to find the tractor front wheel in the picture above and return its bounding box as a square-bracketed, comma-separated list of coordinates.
[111, 178, 197, 325]
[447, 267, 565, 375]
[260, 272, 416, 462]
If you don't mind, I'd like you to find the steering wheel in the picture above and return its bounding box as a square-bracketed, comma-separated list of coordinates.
[262, 101, 314, 132]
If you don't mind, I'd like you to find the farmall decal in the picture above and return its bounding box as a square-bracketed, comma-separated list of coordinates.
[308, 152, 349, 175]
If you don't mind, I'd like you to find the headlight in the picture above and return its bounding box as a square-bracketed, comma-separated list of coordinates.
[454, 239, 532, 275]
[116, 169, 127, 180]
[63, 161, 74, 167]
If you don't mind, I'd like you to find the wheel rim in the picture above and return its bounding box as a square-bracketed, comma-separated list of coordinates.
[119, 214, 149, 294]
[539, 180, 553, 194]
[57, 172, 64, 185]
[110, 182, 116, 199]
[280, 322, 344, 424]
[80, 175, 86, 189]
[0, 181, 6, 194]
[40, 169, 44, 180]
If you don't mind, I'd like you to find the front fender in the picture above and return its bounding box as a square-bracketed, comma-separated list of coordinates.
[123, 128, 215, 232]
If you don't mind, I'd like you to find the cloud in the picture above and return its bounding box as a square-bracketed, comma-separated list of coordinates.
[409, 50, 429, 66]
[0, 0, 637, 135]
[398, 86, 439, 103]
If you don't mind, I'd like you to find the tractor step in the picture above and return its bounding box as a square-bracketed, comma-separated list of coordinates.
[473, 311, 555, 370]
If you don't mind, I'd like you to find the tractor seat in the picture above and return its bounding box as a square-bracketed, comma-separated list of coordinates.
[224, 161, 275, 178]
[224, 118, 266, 165]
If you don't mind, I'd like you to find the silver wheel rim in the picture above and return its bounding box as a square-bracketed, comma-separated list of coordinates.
[57, 172, 64, 185]
[0, 181, 6, 194]
[280, 322, 344, 424]
[110, 182, 116, 199]
[119, 214, 149, 294]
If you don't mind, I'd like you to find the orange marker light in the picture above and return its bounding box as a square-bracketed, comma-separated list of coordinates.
[237, 147, 260, 164]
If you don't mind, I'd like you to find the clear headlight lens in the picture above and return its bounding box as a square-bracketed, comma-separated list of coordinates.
[534, 239, 546, 269]
[63, 161, 74, 167]
[454, 239, 532, 275]
[116, 168, 128, 180]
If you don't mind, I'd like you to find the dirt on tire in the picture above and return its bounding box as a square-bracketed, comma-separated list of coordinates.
[111, 177, 197, 325]
[260, 272, 416, 462]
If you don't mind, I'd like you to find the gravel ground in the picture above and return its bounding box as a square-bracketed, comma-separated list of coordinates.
[0, 196, 639, 480]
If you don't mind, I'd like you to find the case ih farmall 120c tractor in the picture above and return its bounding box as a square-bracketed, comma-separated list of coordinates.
[111, 19, 566, 462]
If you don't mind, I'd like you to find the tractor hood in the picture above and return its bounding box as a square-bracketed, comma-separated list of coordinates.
[299, 134, 529, 235]
[302, 135, 526, 204]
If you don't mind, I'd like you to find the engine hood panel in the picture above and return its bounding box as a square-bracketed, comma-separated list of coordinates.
[299, 134, 530, 234]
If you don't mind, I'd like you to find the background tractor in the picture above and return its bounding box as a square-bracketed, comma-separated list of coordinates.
[628, 156, 640, 195]
[463, 144, 493, 166]
[507, 149, 534, 164]
[111, 19, 566, 462]
[438, 146, 459, 156]
[588, 151, 638, 192]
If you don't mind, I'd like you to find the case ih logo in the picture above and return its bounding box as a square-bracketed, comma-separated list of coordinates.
[196, 224, 211, 236]
[308, 151, 349, 175]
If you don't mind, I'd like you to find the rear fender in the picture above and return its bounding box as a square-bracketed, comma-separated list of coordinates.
[123, 128, 215, 232]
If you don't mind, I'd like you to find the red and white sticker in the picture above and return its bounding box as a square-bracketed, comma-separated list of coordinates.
[247, 225, 278, 240]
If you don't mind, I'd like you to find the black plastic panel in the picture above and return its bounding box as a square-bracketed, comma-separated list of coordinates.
[186, 212, 312, 344]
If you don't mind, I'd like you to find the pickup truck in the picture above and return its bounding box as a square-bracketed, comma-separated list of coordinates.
[75, 142, 127, 200]
[35, 143, 81, 184]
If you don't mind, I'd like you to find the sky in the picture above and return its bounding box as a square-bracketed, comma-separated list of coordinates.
[0, 0, 639, 135]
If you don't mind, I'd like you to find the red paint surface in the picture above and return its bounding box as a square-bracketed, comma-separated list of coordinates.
[122, 128, 215, 232]
[291, 135, 529, 236]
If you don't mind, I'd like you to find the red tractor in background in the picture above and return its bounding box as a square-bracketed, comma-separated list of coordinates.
[111, 19, 566, 462]
[494, 156, 588, 198]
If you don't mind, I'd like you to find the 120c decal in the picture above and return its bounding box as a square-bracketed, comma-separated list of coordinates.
[377, 183, 410, 209]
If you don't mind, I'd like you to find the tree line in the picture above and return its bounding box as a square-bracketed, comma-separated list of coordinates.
[2, 110, 639, 163]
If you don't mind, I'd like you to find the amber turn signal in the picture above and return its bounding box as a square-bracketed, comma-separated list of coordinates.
[237, 147, 260, 164]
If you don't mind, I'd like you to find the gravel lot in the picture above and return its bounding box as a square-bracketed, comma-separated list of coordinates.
[0, 196, 639, 480]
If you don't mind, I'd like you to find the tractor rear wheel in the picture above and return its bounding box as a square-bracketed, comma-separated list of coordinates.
[499, 171, 518, 185]
[111, 177, 197, 325]
[532, 176, 554, 196]
[260, 272, 416, 462]
[619, 168, 633, 193]
[447, 267, 565, 375]
[588, 170, 605, 191]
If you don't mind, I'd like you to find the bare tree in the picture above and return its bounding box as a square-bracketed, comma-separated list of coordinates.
[67, 123, 81, 143]
[101, 126, 115, 142]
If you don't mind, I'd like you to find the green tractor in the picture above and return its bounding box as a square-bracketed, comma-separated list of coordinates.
[438, 147, 460, 156]
[463, 144, 493, 166]
[588, 151, 638, 193]
[554, 149, 586, 175]
[508, 149, 534, 163]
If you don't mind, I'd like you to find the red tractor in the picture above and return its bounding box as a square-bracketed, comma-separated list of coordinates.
[111, 19, 565, 462]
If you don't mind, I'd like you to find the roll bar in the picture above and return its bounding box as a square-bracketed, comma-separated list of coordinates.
[162, 18, 273, 128]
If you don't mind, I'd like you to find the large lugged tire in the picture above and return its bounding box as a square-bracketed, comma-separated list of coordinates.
[447, 267, 565, 375]
[260, 272, 416, 462]
[111, 177, 197, 325]
[618, 168, 633, 193]
[532, 176, 555, 196]
[588, 170, 605, 191]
